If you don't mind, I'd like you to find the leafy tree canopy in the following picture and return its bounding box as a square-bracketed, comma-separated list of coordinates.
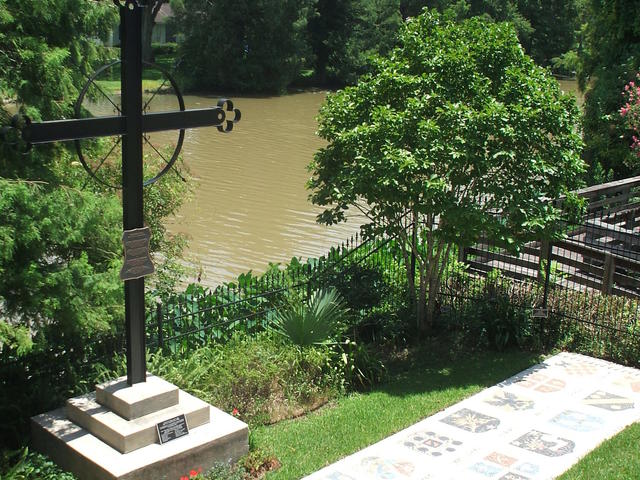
[310, 0, 403, 86]
[577, 0, 640, 179]
[173, 0, 315, 93]
[0, 0, 117, 119]
[401, 0, 579, 68]
[309, 11, 584, 330]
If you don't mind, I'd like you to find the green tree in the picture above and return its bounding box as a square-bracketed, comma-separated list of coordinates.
[0, 0, 120, 353]
[515, 0, 578, 66]
[309, 0, 403, 86]
[399, 0, 579, 69]
[578, 0, 640, 179]
[173, 0, 315, 93]
[309, 11, 584, 331]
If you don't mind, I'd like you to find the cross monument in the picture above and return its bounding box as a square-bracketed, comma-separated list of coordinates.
[1, 0, 240, 385]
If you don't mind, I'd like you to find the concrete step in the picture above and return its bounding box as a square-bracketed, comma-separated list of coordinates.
[66, 389, 210, 454]
[95, 374, 179, 420]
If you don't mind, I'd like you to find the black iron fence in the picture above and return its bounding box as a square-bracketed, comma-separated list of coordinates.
[148, 229, 409, 352]
[150, 176, 640, 363]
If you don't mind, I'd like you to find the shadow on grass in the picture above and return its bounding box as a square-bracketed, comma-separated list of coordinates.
[254, 341, 545, 480]
[376, 339, 544, 398]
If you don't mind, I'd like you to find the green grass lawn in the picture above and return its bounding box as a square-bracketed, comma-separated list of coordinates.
[558, 422, 640, 480]
[93, 54, 177, 96]
[252, 347, 542, 479]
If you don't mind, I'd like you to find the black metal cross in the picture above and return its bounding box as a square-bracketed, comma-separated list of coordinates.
[2, 1, 240, 385]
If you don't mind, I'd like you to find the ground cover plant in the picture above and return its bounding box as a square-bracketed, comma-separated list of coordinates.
[148, 332, 346, 426]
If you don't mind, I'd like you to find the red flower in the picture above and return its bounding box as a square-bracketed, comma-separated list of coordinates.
[232, 408, 239, 416]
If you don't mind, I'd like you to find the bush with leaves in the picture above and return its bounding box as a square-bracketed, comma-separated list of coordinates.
[0, 449, 75, 480]
[620, 73, 640, 171]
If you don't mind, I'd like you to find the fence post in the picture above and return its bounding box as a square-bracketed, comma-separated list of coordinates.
[625, 209, 635, 230]
[542, 241, 552, 310]
[410, 219, 417, 281]
[602, 253, 615, 295]
[457, 245, 467, 264]
[156, 301, 163, 350]
[538, 240, 550, 284]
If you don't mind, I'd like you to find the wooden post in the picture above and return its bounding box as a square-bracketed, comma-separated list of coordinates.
[457, 245, 467, 264]
[538, 240, 550, 283]
[602, 253, 615, 295]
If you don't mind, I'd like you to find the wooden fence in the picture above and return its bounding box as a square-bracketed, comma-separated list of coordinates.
[461, 176, 640, 299]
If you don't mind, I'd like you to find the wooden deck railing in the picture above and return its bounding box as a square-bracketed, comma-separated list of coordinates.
[462, 176, 640, 299]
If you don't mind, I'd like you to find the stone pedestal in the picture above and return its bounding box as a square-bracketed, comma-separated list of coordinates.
[31, 375, 249, 480]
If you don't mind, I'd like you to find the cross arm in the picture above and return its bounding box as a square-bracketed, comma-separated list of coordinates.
[7, 106, 230, 146]
[142, 108, 225, 133]
[23, 116, 125, 144]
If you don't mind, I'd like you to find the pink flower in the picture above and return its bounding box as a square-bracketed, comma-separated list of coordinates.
[232, 408, 239, 416]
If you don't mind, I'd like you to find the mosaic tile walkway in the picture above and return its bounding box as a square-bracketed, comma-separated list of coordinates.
[304, 352, 640, 480]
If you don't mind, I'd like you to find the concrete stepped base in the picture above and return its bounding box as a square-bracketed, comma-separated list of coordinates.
[95, 374, 179, 420]
[32, 406, 248, 480]
[31, 376, 249, 480]
[66, 390, 210, 453]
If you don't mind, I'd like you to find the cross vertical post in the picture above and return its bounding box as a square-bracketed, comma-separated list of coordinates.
[121, 2, 146, 385]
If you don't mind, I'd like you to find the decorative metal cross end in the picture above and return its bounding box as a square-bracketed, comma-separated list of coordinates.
[1, 0, 242, 387]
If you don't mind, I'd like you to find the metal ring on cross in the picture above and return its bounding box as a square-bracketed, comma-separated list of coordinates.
[74, 60, 186, 189]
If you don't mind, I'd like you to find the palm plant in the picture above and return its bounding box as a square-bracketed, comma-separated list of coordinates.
[270, 288, 348, 347]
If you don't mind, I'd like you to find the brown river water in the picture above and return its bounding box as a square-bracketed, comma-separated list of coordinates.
[84, 79, 583, 288]
[143, 91, 363, 287]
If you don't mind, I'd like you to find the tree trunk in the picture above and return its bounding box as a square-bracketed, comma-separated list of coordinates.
[141, 1, 166, 64]
[142, 8, 155, 63]
[425, 279, 438, 330]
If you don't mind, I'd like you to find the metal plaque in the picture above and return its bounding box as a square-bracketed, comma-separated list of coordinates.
[120, 227, 155, 281]
[156, 414, 189, 445]
[532, 308, 549, 318]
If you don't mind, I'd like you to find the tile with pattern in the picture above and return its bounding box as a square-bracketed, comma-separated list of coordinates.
[360, 457, 415, 479]
[514, 463, 539, 476]
[550, 410, 605, 432]
[323, 472, 357, 480]
[484, 390, 534, 412]
[556, 360, 600, 376]
[485, 452, 517, 467]
[613, 373, 640, 393]
[584, 390, 634, 411]
[511, 430, 575, 457]
[469, 461, 502, 477]
[516, 372, 566, 393]
[401, 430, 463, 457]
[499, 473, 529, 480]
[440, 408, 500, 433]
